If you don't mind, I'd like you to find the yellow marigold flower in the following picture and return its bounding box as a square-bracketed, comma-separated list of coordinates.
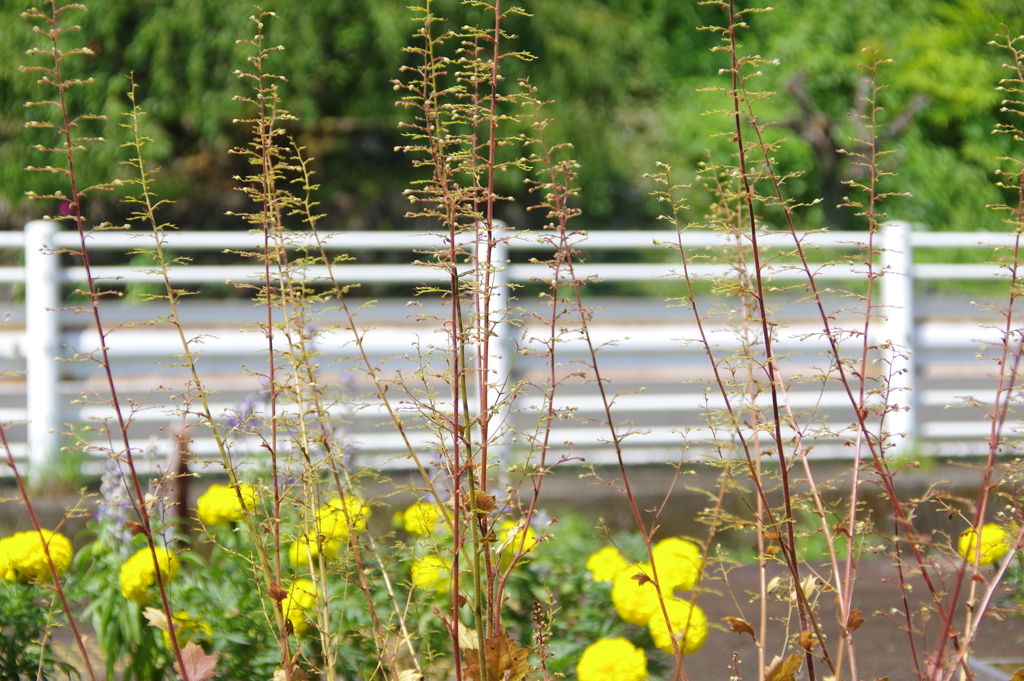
[648, 599, 708, 655]
[587, 545, 629, 582]
[0, 530, 73, 582]
[196, 483, 256, 527]
[16, 529, 73, 582]
[163, 611, 213, 648]
[577, 637, 648, 681]
[0, 534, 19, 581]
[288, 535, 342, 568]
[282, 579, 317, 635]
[611, 563, 661, 626]
[403, 501, 444, 536]
[119, 547, 180, 604]
[958, 523, 1011, 566]
[651, 537, 702, 592]
[317, 496, 370, 541]
[411, 556, 451, 593]
[498, 520, 539, 567]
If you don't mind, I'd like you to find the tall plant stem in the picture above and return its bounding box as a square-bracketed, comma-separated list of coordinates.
[722, 5, 819, 677]
[122, 88, 284, 653]
[26, 2, 190, 674]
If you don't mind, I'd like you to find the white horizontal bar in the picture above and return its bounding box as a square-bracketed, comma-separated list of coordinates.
[0, 317, 997, 365]
[0, 268, 25, 283]
[913, 264, 1015, 279]
[909, 232, 1023, 248]
[66, 387, 1001, 431]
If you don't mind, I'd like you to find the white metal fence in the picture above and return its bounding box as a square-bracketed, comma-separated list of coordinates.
[0, 220, 1019, 475]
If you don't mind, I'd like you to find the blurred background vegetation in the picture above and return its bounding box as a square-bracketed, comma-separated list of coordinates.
[1, 0, 1023, 235]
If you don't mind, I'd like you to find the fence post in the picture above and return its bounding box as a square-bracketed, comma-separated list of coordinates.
[490, 229, 512, 450]
[881, 221, 917, 450]
[24, 220, 61, 475]
[474, 224, 513, 452]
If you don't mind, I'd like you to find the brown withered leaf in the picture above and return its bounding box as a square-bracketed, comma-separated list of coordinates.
[1012, 668, 1024, 681]
[847, 608, 865, 632]
[764, 654, 803, 681]
[124, 521, 147, 538]
[472, 491, 497, 514]
[457, 623, 480, 651]
[796, 630, 816, 651]
[142, 607, 170, 632]
[631, 571, 653, 587]
[268, 584, 288, 602]
[722, 616, 756, 640]
[173, 642, 218, 681]
[765, 545, 781, 557]
[463, 633, 529, 681]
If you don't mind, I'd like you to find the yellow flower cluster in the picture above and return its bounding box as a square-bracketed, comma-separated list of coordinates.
[403, 501, 444, 536]
[498, 520, 539, 568]
[651, 538, 701, 592]
[958, 523, 1011, 566]
[577, 638, 648, 681]
[411, 555, 451, 593]
[282, 579, 317, 635]
[287, 496, 370, 569]
[196, 483, 256, 527]
[648, 598, 708, 655]
[586, 545, 629, 582]
[0, 529, 73, 582]
[163, 611, 213, 649]
[602, 537, 708, 655]
[590, 538, 702, 589]
[288, 535, 342, 569]
[611, 564, 661, 626]
[316, 496, 371, 540]
[119, 546, 180, 603]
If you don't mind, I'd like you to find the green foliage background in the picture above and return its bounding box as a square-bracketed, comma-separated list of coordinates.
[1, 0, 1023, 232]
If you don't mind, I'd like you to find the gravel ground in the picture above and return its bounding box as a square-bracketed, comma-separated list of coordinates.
[682, 559, 1023, 681]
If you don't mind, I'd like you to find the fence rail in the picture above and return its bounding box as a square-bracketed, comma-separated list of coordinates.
[0, 220, 1019, 477]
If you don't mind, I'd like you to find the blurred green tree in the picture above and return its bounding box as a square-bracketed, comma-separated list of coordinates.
[1, 0, 1021, 233]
